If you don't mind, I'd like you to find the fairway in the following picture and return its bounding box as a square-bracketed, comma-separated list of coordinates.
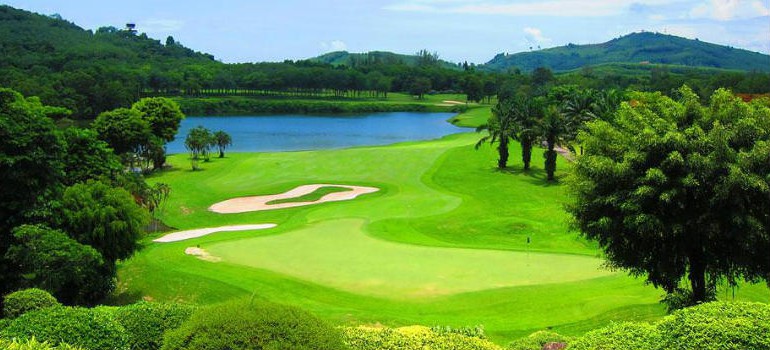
[207, 219, 614, 298]
[123, 127, 769, 343]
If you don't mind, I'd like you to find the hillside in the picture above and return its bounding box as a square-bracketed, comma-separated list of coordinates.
[312, 50, 462, 70]
[0, 5, 219, 116]
[483, 32, 770, 72]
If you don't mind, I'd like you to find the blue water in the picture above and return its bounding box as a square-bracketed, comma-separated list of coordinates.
[166, 112, 465, 154]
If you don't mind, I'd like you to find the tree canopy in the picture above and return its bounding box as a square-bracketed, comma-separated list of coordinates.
[568, 86, 770, 303]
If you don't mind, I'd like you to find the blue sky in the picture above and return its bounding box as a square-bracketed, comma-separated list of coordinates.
[3, 0, 769, 64]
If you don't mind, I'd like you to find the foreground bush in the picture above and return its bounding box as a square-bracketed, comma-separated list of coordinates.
[0, 338, 82, 349]
[3, 289, 61, 319]
[161, 299, 345, 350]
[341, 325, 502, 350]
[508, 330, 572, 350]
[0, 306, 128, 350]
[113, 302, 195, 350]
[655, 302, 770, 350]
[567, 302, 770, 350]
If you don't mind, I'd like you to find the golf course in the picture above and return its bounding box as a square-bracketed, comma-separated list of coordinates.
[117, 107, 770, 344]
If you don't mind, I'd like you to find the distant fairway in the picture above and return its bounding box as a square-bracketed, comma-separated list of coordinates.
[122, 118, 769, 343]
[207, 219, 614, 298]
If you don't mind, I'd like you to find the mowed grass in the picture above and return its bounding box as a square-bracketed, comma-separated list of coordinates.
[120, 130, 769, 344]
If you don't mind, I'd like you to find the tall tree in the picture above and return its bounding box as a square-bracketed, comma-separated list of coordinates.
[475, 100, 518, 169]
[568, 86, 770, 304]
[509, 95, 543, 171]
[212, 130, 232, 158]
[184, 126, 212, 170]
[57, 180, 149, 265]
[541, 105, 567, 181]
[60, 128, 122, 186]
[0, 88, 65, 297]
[92, 107, 152, 164]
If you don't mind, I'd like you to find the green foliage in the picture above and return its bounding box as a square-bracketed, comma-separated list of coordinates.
[0, 306, 129, 350]
[92, 108, 151, 155]
[0, 88, 64, 239]
[60, 128, 122, 186]
[508, 331, 572, 350]
[567, 302, 770, 350]
[430, 325, 486, 339]
[112, 301, 195, 350]
[161, 299, 345, 350]
[183, 126, 212, 170]
[59, 180, 149, 264]
[131, 97, 185, 143]
[0, 338, 83, 350]
[2, 288, 60, 319]
[567, 322, 660, 350]
[5, 225, 111, 305]
[341, 325, 501, 350]
[655, 302, 770, 350]
[485, 32, 770, 73]
[176, 97, 436, 116]
[212, 130, 231, 158]
[568, 86, 770, 303]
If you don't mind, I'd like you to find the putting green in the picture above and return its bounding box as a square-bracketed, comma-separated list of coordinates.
[207, 219, 615, 298]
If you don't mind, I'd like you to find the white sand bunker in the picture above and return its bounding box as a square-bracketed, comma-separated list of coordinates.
[154, 224, 277, 243]
[185, 247, 221, 262]
[209, 184, 379, 214]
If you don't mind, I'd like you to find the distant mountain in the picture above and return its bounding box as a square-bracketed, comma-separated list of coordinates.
[312, 51, 462, 70]
[482, 32, 770, 73]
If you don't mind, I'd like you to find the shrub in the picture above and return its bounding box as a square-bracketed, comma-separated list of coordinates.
[508, 330, 572, 350]
[341, 325, 502, 350]
[0, 306, 129, 350]
[567, 322, 660, 350]
[0, 337, 83, 349]
[161, 299, 345, 350]
[655, 302, 770, 350]
[430, 324, 486, 339]
[112, 302, 195, 350]
[3, 289, 61, 319]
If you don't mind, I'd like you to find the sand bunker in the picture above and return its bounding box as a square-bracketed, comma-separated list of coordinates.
[442, 100, 466, 105]
[154, 224, 277, 243]
[209, 184, 379, 214]
[185, 247, 221, 262]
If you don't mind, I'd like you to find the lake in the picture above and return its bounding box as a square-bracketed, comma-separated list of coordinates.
[166, 112, 465, 154]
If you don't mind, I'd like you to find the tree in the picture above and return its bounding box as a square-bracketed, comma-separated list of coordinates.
[568, 86, 770, 304]
[408, 77, 432, 100]
[5, 225, 112, 305]
[475, 99, 518, 169]
[541, 105, 567, 181]
[58, 181, 149, 265]
[463, 75, 484, 103]
[60, 128, 122, 186]
[131, 97, 185, 170]
[92, 107, 152, 164]
[0, 88, 65, 297]
[184, 126, 212, 170]
[509, 95, 543, 171]
[212, 130, 232, 158]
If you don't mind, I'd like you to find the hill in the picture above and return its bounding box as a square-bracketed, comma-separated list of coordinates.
[483, 32, 770, 73]
[0, 5, 219, 116]
[312, 50, 462, 70]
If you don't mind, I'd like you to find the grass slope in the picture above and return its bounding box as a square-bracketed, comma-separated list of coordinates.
[119, 131, 769, 344]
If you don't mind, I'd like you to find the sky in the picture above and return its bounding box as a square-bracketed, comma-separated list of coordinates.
[2, 0, 769, 64]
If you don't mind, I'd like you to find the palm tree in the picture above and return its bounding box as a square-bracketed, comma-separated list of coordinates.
[475, 100, 517, 169]
[213, 130, 232, 158]
[541, 105, 568, 181]
[560, 89, 596, 155]
[509, 95, 542, 171]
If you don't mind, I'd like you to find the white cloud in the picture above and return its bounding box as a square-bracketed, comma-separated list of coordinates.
[138, 19, 184, 33]
[689, 0, 769, 20]
[320, 40, 348, 52]
[523, 27, 552, 47]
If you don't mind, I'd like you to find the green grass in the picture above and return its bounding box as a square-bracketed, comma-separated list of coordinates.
[120, 130, 769, 344]
[265, 186, 353, 205]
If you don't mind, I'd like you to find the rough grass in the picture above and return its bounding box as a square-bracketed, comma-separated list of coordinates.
[120, 130, 769, 344]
